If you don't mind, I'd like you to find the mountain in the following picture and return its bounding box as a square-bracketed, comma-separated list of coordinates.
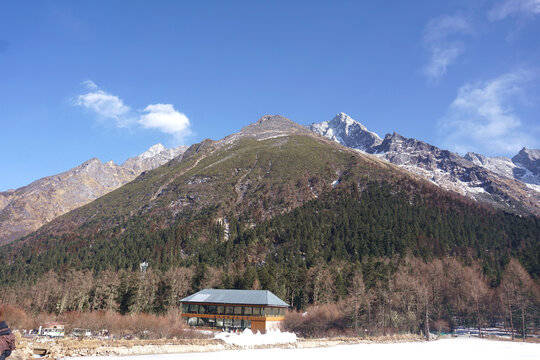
[0, 113, 539, 321]
[0, 144, 186, 244]
[465, 150, 540, 192]
[122, 144, 187, 174]
[17, 114, 380, 241]
[308, 112, 382, 151]
[2, 114, 539, 284]
[511, 148, 540, 189]
[309, 113, 540, 216]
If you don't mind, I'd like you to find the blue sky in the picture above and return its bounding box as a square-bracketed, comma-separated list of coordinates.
[1, 0, 539, 191]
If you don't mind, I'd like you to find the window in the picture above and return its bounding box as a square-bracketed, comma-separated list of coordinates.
[216, 318, 224, 327]
[279, 308, 286, 316]
[187, 317, 198, 326]
[199, 305, 206, 314]
[217, 306, 224, 315]
[207, 305, 217, 314]
[233, 319, 242, 328]
[264, 307, 271, 316]
[234, 306, 243, 315]
[182, 304, 189, 313]
[244, 320, 251, 328]
[226, 306, 235, 315]
[252, 307, 261, 316]
[244, 307, 253, 315]
[188, 304, 199, 313]
[271, 308, 279, 316]
[224, 319, 233, 328]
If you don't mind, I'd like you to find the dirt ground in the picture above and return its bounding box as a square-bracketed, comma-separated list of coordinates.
[8, 333, 426, 359]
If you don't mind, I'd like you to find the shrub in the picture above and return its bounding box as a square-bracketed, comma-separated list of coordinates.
[57, 310, 195, 339]
[283, 303, 351, 337]
[2, 304, 36, 330]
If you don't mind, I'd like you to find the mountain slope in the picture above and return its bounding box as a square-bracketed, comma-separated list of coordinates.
[25, 115, 393, 240]
[0, 144, 186, 244]
[309, 113, 540, 216]
[2, 115, 538, 289]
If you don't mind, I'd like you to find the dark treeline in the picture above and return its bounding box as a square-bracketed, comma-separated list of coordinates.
[1, 182, 539, 336]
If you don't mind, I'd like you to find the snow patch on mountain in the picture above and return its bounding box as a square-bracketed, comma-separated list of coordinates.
[308, 114, 540, 215]
[465, 149, 540, 190]
[140, 143, 166, 159]
[122, 144, 187, 174]
[309, 113, 382, 151]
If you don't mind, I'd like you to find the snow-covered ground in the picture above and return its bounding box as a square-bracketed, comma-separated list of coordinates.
[215, 328, 297, 347]
[66, 338, 539, 360]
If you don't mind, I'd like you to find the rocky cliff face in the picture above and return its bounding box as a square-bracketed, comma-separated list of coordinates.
[308, 113, 382, 151]
[309, 113, 540, 216]
[512, 148, 540, 188]
[0, 144, 186, 244]
[465, 150, 540, 193]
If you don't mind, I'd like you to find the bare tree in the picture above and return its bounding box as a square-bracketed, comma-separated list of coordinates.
[307, 265, 336, 305]
[461, 266, 489, 338]
[347, 269, 365, 334]
[164, 266, 195, 309]
[498, 259, 540, 341]
[91, 270, 121, 312]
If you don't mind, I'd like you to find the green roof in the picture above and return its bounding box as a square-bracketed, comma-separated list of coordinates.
[180, 289, 289, 307]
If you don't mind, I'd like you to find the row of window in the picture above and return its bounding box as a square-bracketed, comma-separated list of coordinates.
[182, 304, 286, 316]
[187, 317, 251, 329]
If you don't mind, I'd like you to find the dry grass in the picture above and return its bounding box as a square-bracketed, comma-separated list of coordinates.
[283, 303, 353, 338]
[57, 308, 207, 339]
[3, 304, 209, 340]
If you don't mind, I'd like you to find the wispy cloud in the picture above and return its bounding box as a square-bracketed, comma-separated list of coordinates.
[76, 81, 132, 127]
[421, 15, 473, 81]
[439, 70, 538, 155]
[75, 81, 191, 143]
[488, 0, 540, 21]
[139, 104, 191, 141]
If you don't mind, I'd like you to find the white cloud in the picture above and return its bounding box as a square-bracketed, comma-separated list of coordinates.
[423, 46, 464, 80]
[488, 0, 540, 21]
[138, 104, 191, 140]
[82, 79, 98, 91]
[76, 81, 132, 127]
[439, 71, 538, 155]
[75, 81, 191, 143]
[421, 15, 473, 81]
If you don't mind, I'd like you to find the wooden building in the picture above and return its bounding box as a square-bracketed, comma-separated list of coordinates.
[180, 289, 289, 333]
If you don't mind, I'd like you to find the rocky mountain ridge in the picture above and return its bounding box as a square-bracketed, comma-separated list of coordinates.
[3, 114, 538, 293]
[309, 113, 540, 216]
[308, 112, 382, 151]
[14, 114, 415, 247]
[0, 144, 186, 244]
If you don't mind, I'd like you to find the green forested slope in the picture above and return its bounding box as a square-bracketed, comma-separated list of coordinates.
[0, 120, 538, 309]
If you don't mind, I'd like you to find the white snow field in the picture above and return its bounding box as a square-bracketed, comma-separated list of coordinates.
[66, 337, 539, 360]
[214, 328, 297, 346]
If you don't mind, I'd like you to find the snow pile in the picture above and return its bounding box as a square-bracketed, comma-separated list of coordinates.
[214, 328, 297, 347]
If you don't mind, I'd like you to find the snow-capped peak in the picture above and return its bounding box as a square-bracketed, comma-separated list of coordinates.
[308, 113, 382, 151]
[140, 143, 166, 159]
[331, 112, 367, 132]
[121, 144, 187, 174]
